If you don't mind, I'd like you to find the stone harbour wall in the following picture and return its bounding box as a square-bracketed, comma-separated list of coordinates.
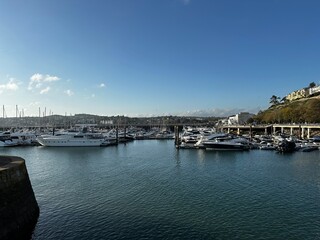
[0, 156, 39, 240]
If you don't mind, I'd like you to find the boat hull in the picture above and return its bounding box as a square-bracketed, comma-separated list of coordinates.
[0, 140, 18, 147]
[36, 138, 106, 147]
[203, 142, 250, 151]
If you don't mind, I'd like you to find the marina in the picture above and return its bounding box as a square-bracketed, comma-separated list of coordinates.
[1, 124, 320, 238]
[1, 140, 320, 239]
[2, 0, 320, 239]
[1, 124, 320, 153]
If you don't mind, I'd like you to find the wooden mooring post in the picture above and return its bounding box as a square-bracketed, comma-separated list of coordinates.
[174, 126, 180, 148]
[116, 126, 119, 144]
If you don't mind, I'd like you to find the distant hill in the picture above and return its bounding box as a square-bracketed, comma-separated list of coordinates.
[254, 96, 320, 123]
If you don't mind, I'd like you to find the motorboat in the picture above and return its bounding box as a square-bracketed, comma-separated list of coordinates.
[277, 140, 296, 153]
[37, 133, 108, 147]
[10, 130, 38, 146]
[296, 143, 319, 152]
[0, 139, 18, 147]
[195, 134, 250, 151]
[259, 143, 276, 150]
[0, 131, 18, 147]
[153, 129, 174, 139]
[36, 127, 108, 147]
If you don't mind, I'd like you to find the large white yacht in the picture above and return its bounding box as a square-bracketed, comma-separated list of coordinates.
[36, 128, 108, 147]
[195, 133, 250, 151]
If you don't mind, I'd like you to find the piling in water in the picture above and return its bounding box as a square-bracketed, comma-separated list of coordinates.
[174, 126, 180, 148]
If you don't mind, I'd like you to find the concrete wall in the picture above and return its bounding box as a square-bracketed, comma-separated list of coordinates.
[0, 156, 39, 240]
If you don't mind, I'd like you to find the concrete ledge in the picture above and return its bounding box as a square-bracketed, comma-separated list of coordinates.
[0, 155, 39, 240]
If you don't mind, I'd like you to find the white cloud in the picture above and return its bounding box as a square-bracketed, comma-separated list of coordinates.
[180, 0, 191, 5]
[30, 73, 43, 82]
[91, 94, 95, 98]
[64, 89, 74, 96]
[99, 83, 105, 88]
[29, 101, 40, 106]
[40, 86, 50, 94]
[0, 78, 19, 94]
[30, 73, 60, 83]
[28, 73, 60, 90]
[45, 75, 60, 82]
[176, 107, 261, 117]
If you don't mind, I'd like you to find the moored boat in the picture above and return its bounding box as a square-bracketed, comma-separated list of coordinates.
[0, 139, 18, 147]
[277, 140, 296, 153]
[259, 143, 276, 150]
[0, 131, 18, 147]
[296, 143, 319, 152]
[196, 134, 250, 151]
[36, 127, 108, 147]
[36, 133, 108, 147]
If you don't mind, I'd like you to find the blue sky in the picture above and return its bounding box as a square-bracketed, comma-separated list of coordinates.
[1, 0, 320, 117]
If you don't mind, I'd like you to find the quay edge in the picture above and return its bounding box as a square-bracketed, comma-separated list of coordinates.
[0, 156, 39, 240]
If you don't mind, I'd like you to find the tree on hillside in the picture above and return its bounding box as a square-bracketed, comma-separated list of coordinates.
[304, 99, 320, 122]
[309, 82, 316, 88]
[269, 95, 280, 106]
[256, 98, 320, 123]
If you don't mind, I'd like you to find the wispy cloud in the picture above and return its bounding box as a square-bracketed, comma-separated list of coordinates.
[179, 0, 191, 5]
[64, 89, 74, 96]
[29, 101, 40, 106]
[40, 86, 50, 94]
[0, 78, 19, 94]
[28, 73, 60, 90]
[99, 83, 105, 88]
[176, 107, 261, 117]
[91, 94, 95, 98]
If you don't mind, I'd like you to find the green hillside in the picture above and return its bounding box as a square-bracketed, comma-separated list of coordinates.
[254, 96, 320, 124]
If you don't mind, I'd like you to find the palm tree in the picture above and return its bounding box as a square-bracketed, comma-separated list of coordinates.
[270, 95, 280, 106]
[309, 82, 316, 88]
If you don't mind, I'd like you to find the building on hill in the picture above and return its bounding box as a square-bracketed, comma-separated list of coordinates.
[285, 88, 309, 102]
[285, 84, 320, 102]
[309, 85, 320, 96]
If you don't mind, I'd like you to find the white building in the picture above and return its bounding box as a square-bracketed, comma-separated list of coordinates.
[309, 85, 320, 96]
[228, 112, 254, 125]
[285, 84, 320, 102]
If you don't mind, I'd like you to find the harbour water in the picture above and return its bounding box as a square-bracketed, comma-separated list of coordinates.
[1, 140, 320, 239]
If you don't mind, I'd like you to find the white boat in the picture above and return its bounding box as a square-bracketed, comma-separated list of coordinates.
[0, 139, 18, 147]
[154, 130, 174, 139]
[196, 134, 250, 151]
[259, 143, 276, 150]
[195, 133, 228, 147]
[0, 131, 18, 147]
[296, 143, 319, 152]
[10, 130, 38, 146]
[36, 131, 108, 147]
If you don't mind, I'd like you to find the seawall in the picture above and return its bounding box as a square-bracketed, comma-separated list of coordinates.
[0, 156, 39, 240]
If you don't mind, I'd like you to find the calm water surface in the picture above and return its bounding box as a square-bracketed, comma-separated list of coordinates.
[1, 140, 320, 239]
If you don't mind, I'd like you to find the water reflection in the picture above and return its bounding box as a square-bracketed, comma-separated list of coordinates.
[173, 149, 181, 168]
[196, 149, 206, 165]
[204, 150, 239, 163]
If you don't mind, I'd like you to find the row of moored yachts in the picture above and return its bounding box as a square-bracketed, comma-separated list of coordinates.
[1, 126, 320, 152]
[0, 127, 176, 147]
[179, 127, 320, 153]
